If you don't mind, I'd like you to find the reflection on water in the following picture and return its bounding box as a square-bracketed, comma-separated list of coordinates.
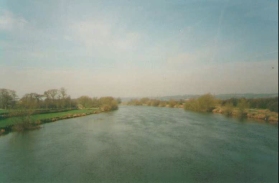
[0, 106, 278, 183]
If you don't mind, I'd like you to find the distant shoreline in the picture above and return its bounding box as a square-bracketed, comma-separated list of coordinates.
[125, 95, 278, 125]
[123, 104, 278, 125]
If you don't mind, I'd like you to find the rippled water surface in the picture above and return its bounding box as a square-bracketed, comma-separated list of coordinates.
[0, 106, 278, 183]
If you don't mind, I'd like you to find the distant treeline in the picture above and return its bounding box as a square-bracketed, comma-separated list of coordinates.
[0, 88, 119, 112]
[126, 94, 278, 123]
[221, 97, 278, 112]
[126, 95, 278, 112]
[76, 96, 120, 111]
[183, 94, 278, 113]
[126, 98, 184, 108]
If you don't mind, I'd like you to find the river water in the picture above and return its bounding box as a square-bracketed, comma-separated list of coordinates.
[0, 106, 278, 183]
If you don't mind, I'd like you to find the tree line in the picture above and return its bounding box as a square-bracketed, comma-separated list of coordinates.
[126, 98, 184, 108]
[184, 94, 278, 113]
[221, 97, 278, 112]
[126, 94, 278, 113]
[0, 88, 119, 112]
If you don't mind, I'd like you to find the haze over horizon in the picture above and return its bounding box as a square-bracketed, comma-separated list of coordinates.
[0, 0, 278, 98]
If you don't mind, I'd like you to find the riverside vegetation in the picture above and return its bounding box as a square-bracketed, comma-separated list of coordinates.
[0, 88, 119, 135]
[126, 94, 278, 124]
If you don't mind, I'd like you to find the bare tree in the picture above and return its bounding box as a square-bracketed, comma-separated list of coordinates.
[60, 87, 67, 108]
[0, 88, 17, 109]
[44, 89, 59, 109]
[20, 93, 42, 110]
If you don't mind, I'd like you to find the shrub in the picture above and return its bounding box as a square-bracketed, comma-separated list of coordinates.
[184, 94, 217, 112]
[99, 97, 119, 111]
[12, 115, 41, 132]
[223, 102, 234, 116]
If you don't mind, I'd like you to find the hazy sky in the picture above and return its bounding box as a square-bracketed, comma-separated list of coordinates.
[0, 0, 278, 98]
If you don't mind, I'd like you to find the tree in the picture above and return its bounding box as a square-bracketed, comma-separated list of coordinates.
[44, 89, 59, 109]
[237, 98, 249, 110]
[99, 97, 118, 111]
[184, 94, 217, 112]
[168, 99, 177, 108]
[159, 101, 167, 107]
[197, 93, 217, 112]
[223, 102, 234, 116]
[267, 101, 278, 112]
[20, 93, 42, 110]
[92, 97, 100, 108]
[60, 87, 67, 108]
[77, 96, 93, 108]
[184, 98, 199, 111]
[150, 99, 160, 107]
[237, 98, 250, 117]
[0, 88, 17, 109]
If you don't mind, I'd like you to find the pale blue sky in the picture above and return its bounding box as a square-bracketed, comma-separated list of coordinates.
[0, 0, 278, 97]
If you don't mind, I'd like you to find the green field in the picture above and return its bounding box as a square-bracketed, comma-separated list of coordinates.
[0, 109, 98, 128]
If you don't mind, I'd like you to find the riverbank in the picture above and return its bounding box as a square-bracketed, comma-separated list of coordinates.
[212, 106, 278, 124]
[125, 101, 278, 125]
[0, 108, 102, 136]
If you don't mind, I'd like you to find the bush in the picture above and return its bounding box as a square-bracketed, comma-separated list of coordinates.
[223, 102, 234, 116]
[99, 97, 119, 111]
[222, 97, 278, 112]
[12, 121, 41, 132]
[184, 94, 217, 112]
[12, 114, 41, 132]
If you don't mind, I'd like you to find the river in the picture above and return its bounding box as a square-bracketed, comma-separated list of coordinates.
[0, 106, 278, 183]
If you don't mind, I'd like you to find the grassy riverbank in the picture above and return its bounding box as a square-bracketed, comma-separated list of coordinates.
[0, 108, 101, 135]
[0, 88, 120, 135]
[0, 109, 98, 128]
